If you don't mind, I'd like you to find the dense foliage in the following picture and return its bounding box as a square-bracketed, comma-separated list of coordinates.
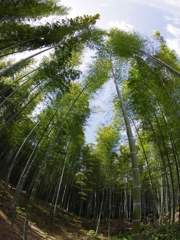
[1, 1, 180, 240]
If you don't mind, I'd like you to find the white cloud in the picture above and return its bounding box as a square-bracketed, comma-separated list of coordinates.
[107, 20, 134, 32]
[164, 0, 180, 8]
[164, 16, 180, 24]
[101, 3, 108, 7]
[166, 24, 180, 37]
[165, 24, 180, 56]
[166, 38, 180, 56]
[127, 0, 180, 17]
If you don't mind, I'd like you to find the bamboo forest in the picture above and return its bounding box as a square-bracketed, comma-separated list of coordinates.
[1, 1, 180, 240]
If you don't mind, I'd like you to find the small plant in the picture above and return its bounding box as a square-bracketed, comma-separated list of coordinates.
[88, 229, 95, 235]
[140, 223, 180, 240]
[86, 229, 99, 240]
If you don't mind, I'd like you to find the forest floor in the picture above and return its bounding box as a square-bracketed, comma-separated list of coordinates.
[0, 183, 132, 240]
[1, 183, 180, 240]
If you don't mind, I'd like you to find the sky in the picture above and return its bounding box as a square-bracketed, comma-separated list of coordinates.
[61, 0, 180, 55]
[60, 0, 180, 143]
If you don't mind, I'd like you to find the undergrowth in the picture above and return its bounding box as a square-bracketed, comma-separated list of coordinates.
[139, 222, 180, 240]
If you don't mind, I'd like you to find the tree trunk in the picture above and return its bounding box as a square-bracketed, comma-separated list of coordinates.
[53, 138, 71, 225]
[111, 63, 141, 239]
[95, 189, 104, 235]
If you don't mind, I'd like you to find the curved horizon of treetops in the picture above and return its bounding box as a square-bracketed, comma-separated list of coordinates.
[1, 1, 180, 240]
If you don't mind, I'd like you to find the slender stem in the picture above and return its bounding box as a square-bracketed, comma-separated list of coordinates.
[111, 60, 141, 240]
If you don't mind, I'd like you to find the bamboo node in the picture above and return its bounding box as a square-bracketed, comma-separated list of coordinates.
[132, 168, 139, 171]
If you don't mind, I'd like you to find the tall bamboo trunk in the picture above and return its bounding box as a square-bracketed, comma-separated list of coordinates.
[53, 138, 71, 225]
[5, 121, 40, 192]
[23, 81, 91, 240]
[0, 46, 53, 77]
[95, 189, 104, 235]
[0, 36, 45, 54]
[132, 118, 159, 215]
[10, 112, 56, 228]
[154, 113, 175, 222]
[111, 64, 141, 239]
[148, 120, 171, 218]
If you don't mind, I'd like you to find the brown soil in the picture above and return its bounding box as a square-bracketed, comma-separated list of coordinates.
[0, 183, 131, 240]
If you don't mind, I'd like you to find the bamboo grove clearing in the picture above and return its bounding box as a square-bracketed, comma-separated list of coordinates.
[1, 1, 180, 239]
